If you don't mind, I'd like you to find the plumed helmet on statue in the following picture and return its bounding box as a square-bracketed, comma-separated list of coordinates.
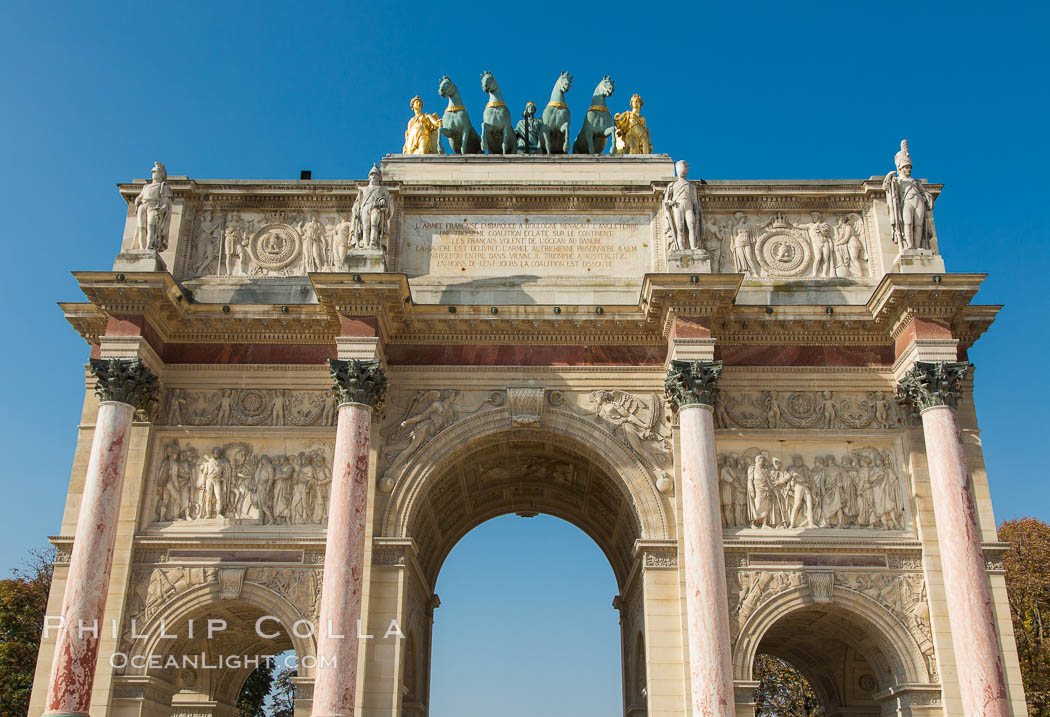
[368, 163, 382, 180]
[152, 161, 167, 180]
[894, 139, 912, 171]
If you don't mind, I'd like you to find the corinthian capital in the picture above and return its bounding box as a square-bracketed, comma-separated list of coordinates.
[896, 360, 971, 411]
[89, 358, 160, 411]
[665, 359, 723, 409]
[328, 358, 388, 411]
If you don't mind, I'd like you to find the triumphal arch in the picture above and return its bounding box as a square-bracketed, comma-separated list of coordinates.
[32, 85, 1026, 717]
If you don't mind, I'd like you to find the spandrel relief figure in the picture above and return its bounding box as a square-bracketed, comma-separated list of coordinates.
[664, 160, 702, 251]
[612, 94, 652, 154]
[590, 390, 671, 469]
[380, 390, 460, 487]
[731, 213, 761, 275]
[133, 162, 174, 251]
[403, 95, 442, 154]
[883, 139, 934, 250]
[719, 447, 905, 530]
[351, 164, 393, 250]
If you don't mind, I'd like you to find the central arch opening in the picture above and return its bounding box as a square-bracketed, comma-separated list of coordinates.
[429, 514, 622, 716]
[383, 421, 669, 717]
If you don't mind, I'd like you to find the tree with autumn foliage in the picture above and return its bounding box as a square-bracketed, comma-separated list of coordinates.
[999, 517, 1050, 716]
[0, 546, 54, 717]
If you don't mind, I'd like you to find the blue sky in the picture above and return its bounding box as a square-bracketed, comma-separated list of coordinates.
[1, 1, 1047, 713]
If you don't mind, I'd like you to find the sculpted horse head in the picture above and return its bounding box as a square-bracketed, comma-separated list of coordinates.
[556, 71, 573, 94]
[595, 75, 614, 99]
[480, 70, 498, 95]
[438, 75, 455, 98]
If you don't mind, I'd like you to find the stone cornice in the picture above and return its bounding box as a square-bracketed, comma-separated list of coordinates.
[62, 271, 998, 354]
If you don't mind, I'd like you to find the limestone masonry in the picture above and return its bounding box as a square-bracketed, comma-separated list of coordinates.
[32, 148, 1025, 717]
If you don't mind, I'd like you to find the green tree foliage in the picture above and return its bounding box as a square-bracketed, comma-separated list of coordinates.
[237, 658, 275, 717]
[0, 546, 54, 717]
[1000, 517, 1050, 716]
[754, 653, 820, 717]
[272, 666, 296, 717]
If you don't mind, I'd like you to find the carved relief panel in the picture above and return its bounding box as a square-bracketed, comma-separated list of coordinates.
[702, 211, 873, 279]
[715, 442, 910, 531]
[179, 204, 393, 281]
[144, 438, 335, 529]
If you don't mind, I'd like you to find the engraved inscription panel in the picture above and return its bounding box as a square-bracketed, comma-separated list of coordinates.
[400, 214, 653, 278]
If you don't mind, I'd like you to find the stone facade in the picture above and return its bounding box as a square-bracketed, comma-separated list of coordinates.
[32, 153, 1026, 717]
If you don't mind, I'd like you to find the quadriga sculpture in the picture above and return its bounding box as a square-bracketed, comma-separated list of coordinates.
[479, 70, 515, 155]
[542, 71, 572, 154]
[438, 75, 481, 154]
[573, 75, 615, 154]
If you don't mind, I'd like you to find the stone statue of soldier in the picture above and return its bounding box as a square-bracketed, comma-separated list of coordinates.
[351, 164, 393, 250]
[883, 139, 935, 250]
[133, 161, 174, 251]
[664, 160, 701, 251]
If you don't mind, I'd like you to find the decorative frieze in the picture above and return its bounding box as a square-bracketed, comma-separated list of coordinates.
[161, 387, 338, 427]
[715, 389, 898, 430]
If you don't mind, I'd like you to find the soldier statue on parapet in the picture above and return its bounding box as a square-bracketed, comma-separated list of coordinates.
[883, 139, 935, 250]
[350, 164, 393, 250]
[133, 161, 174, 251]
[664, 159, 701, 251]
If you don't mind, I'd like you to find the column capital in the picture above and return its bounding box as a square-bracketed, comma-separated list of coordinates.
[665, 359, 723, 409]
[896, 360, 971, 411]
[328, 358, 388, 410]
[88, 357, 159, 411]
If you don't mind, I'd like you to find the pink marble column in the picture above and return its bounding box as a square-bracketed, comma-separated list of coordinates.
[46, 358, 157, 717]
[921, 404, 1008, 717]
[899, 360, 1008, 717]
[667, 360, 734, 717]
[313, 359, 386, 717]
